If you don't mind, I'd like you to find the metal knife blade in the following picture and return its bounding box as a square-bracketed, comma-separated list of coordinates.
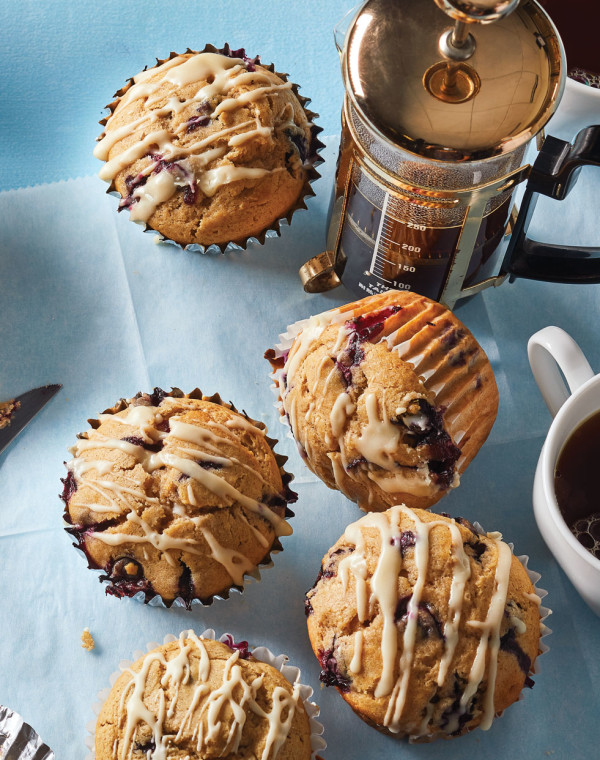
[0, 384, 62, 455]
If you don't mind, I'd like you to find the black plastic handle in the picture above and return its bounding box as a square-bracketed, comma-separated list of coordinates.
[502, 125, 600, 283]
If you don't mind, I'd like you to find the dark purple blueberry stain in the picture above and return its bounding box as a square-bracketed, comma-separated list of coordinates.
[335, 306, 402, 388]
[346, 456, 367, 470]
[440, 327, 465, 351]
[177, 563, 195, 611]
[112, 556, 144, 580]
[60, 470, 78, 505]
[119, 174, 148, 211]
[222, 634, 252, 659]
[391, 530, 415, 555]
[347, 306, 402, 342]
[155, 419, 170, 433]
[178, 473, 190, 482]
[196, 460, 223, 470]
[318, 646, 351, 692]
[225, 46, 261, 72]
[321, 547, 352, 579]
[440, 675, 475, 735]
[448, 350, 467, 367]
[149, 387, 167, 406]
[101, 561, 155, 603]
[475, 375, 483, 390]
[454, 516, 481, 535]
[394, 595, 444, 639]
[122, 435, 163, 453]
[465, 540, 487, 563]
[185, 105, 211, 133]
[134, 738, 155, 754]
[285, 128, 308, 163]
[304, 597, 314, 616]
[500, 627, 532, 677]
[396, 399, 461, 490]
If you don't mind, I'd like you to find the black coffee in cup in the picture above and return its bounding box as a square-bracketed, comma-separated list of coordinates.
[554, 410, 600, 559]
[540, 0, 600, 87]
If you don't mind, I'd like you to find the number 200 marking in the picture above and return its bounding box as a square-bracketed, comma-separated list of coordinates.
[402, 243, 421, 253]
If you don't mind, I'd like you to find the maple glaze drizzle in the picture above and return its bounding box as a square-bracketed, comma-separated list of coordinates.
[335, 507, 518, 736]
[66, 397, 291, 584]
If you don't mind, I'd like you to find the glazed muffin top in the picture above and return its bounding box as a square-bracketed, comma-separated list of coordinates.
[305, 506, 541, 740]
[95, 634, 313, 760]
[94, 47, 316, 246]
[62, 389, 294, 606]
[266, 291, 498, 512]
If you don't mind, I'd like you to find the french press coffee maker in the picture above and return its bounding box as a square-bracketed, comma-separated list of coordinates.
[300, 0, 600, 308]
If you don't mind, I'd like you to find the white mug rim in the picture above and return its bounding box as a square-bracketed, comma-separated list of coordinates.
[541, 372, 600, 569]
[566, 74, 600, 100]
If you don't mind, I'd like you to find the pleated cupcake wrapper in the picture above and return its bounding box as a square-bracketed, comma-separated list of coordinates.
[266, 312, 346, 455]
[97, 43, 325, 254]
[85, 628, 326, 760]
[0, 705, 54, 760]
[267, 297, 497, 479]
[63, 387, 297, 610]
[408, 522, 552, 743]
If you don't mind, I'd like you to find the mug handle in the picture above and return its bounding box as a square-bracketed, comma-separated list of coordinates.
[528, 326, 595, 417]
[502, 126, 600, 283]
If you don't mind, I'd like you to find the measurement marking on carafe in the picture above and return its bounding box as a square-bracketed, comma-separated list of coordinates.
[370, 193, 391, 275]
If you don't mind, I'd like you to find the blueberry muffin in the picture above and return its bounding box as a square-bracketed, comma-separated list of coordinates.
[305, 506, 542, 740]
[62, 388, 295, 607]
[266, 291, 498, 512]
[95, 633, 314, 759]
[94, 45, 320, 248]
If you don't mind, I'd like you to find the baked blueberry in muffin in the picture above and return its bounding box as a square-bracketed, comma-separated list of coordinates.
[94, 45, 322, 248]
[306, 506, 543, 740]
[95, 633, 316, 759]
[266, 291, 498, 512]
[62, 388, 295, 607]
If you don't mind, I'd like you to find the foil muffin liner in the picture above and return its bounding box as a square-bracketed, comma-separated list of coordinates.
[62, 387, 297, 610]
[0, 705, 54, 759]
[85, 628, 327, 759]
[96, 43, 325, 254]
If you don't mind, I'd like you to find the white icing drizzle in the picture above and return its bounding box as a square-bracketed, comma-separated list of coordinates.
[462, 540, 513, 731]
[68, 401, 291, 585]
[366, 467, 434, 497]
[510, 615, 527, 635]
[334, 506, 517, 736]
[116, 633, 301, 760]
[330, 392, 355, 439]
[355, 392, 401, 470]
[95, 51, 302, 219]
[349, 630, 364, 674]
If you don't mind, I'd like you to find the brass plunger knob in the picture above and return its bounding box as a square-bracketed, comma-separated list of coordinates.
[426, 0, 520, 102]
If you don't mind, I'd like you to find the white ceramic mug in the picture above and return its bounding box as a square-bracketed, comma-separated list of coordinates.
[529, 326, 600, 615]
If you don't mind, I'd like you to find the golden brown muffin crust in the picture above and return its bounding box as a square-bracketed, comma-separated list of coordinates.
[96, 49, 315, 246]
[306, 506, 540, 740]
[268, 291, 498, 512]
[62, 390, 294, 606]
[96, 636, 312, 760]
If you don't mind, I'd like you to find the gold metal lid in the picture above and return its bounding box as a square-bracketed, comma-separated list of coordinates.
[343, 0, 565, 161]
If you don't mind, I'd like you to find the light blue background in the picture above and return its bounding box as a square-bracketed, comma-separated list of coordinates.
[1, 2, 600, 760]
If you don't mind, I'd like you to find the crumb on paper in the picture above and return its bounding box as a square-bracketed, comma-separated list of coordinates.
[81, 627, 95, 651]
[0, 399, 20, 429]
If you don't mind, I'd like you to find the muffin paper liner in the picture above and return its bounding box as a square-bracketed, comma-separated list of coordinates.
[406, 521, 552, 743]
[266, 298, 498, 476]
[84, 628, 326, 759]
[96, 43, 325, 254]
[0, 706, 54, 760]
[62, 387, 297, 610]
